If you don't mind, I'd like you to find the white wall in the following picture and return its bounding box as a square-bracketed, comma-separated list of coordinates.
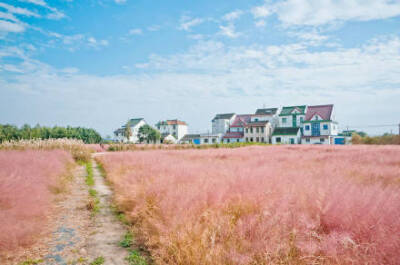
[222, 138, 245, 143]
[302, 136, 332, 145]
[303, 122, 338, 137]
[271, 134, 301, 144]
[279, 115, 305, 127]
[212, 115, 236, 134]
[159, 124, 188, 141]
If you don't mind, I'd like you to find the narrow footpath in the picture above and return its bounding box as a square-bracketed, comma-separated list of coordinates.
[85, 160, 130, 265]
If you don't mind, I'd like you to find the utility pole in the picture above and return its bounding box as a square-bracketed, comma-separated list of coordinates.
[398, 123, 400, 135]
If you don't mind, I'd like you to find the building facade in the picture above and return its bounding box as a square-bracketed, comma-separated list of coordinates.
[212, 113, 236, 134]
[114, 118, 147, 143]
[253, 108, 279, 128]
[221, 114, 251, 143]
[278, 105, 307, 128]
[179, 133, 222, 144]
[271, 127, 302, 144]
[302, 104, 339, 144]
[244, 121, 272, 143]
[156, 119, 188, 143]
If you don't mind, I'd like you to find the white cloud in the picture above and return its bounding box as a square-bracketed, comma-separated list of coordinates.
[179, 16, 204, 31]
[223, 10, 243, 21]
[128, 28, 142, 35]
[0, 3, 40, 17]
[147, 25, 161, 31]
[255, 20, 266, 27]
[219, 24, 241, 38]
[251, 5, 270, 18]
[252, 0, 400, 26]
[87, 37, 109, 48]
[0, 19, 25, 33]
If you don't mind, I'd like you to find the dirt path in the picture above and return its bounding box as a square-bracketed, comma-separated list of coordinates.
[85, 160, 130, 265]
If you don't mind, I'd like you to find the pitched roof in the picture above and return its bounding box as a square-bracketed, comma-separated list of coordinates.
[223, 132, 244, 138]
[255, 108, 278, 115]
[305, 104, 334, 121]
[180, 134, 200, 141]
[272, 127, 300, 136]
[157, 119, 187, 126]
[128, 118, 144, 127]
[244, 121, 269, 127]
[279, 105, 307, 116]
[230, 114, 252, 127]
[212, 113, 235, 121]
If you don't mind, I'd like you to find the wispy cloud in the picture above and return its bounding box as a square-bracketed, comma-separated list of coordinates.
[0, 3, 40, 18]
[128, 28, 142, 35]
[179, 16, 204, 31]
[218, 23, 241, 38]
[222, 10, 243, 21]
[114, 0, 127, 4]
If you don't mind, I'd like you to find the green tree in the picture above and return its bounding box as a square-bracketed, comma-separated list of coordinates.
[124, 120, 133, 142]
[138, 125, 160, 143]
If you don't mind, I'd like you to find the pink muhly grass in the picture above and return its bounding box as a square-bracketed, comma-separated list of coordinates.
[97, 145, 400, 265]
[0, 150, 73, 252]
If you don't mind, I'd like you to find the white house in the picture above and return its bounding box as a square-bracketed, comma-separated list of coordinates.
[271, 127, 302, 144]
[278, 105, 307, 128]
[179, 133, 222, 144]
[244, 121, 272, 143]
[212, 113, 236, 134]
[156, 119, 188, 143]
[302, 104, 339, 144]
[222, 114, 251, 143]
[252, 108, 279, 128]
[114, 118, 147, 143]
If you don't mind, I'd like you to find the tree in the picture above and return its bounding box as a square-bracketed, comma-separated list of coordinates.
[351, 132, 362, 144]
[124, 120, 133, 143]
[138, 125, 160, 144]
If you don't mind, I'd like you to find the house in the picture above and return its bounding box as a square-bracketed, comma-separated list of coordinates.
[278, 105, 307, 128]
[114, 118, 147, 143]
[156, 119, 188, 143]
[222, 114, 251, 143]
[244, 121, 272, 143]
[271, 127, 302, 144]
[302, 104, 339, 144]
[212, 113, 236, 134]
[179, 133, 222, 145]
[253, 108, 279, 128]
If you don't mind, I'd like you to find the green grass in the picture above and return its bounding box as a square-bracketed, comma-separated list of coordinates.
[18, 259, 43, 265]
[126, 250, 147, 265]
[89, 188, 97, 197]
[90, 256, 105, 265]
[119, 232, 133, 248]
[85, 162, 94, 186]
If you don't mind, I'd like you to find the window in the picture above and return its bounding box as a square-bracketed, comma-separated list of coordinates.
[256, 137, 259, 142]
[204, 138, 209, 143]
[306, 138, 310, 143]
[246, 128, 249, 133]
[246, 137, 249, 142]
[300, 117, 304, 123]
[305, 125, 310, 131]
[320, 138, 325, 143]
[227, 139, 230, 143]
[282, 118, 287, 123]
[237, 139, 240, 142]
[261, 137, 264, 142]
[261, 127, 264, 133]
[250, 127, 253, 133]
[212, 138, 216, 143]
[250, 137, 254, 142]
[290, 138, 295, 144]
[254, 118, 259, 121]
[256, 127, 259, 133]
[323, 124, 328, 130]
[173, 125, 176, 129]
[276, 137, 281, 143]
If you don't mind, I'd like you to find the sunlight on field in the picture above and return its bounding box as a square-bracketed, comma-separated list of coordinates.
[97, 145, 400, 265]
[0, 150, 74, 252]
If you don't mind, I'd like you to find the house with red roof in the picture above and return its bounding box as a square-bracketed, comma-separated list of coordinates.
[156, 119, 188, 143]
[222, 114, 251, 143]
[302, 104, 339, 144]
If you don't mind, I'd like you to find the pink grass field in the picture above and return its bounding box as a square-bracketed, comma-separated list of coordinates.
[96, 145, 400, 265]
[0, 150, 74, 253]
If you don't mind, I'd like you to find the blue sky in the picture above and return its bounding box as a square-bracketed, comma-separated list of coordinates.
[1, 0, 400, 136]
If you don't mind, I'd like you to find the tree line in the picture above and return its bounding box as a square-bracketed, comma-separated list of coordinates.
[0, 124, 103, 144]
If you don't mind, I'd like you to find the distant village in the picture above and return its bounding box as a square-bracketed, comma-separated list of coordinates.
[114, 104, 352, 145]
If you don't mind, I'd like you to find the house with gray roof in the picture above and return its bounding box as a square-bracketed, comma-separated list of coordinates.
[114, 118, 147, 143]
[211, 113, 236, 134]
